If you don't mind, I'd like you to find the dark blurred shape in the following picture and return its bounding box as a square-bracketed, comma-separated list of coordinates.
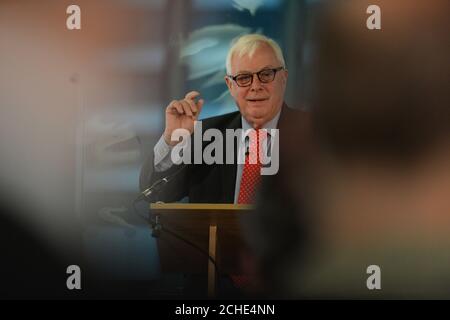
[247, 0, 450, 298]
[313, 0, 450, 162]
[0, 198, 79, 299]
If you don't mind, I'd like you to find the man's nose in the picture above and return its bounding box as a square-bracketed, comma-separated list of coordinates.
[249, 74, 263, 90]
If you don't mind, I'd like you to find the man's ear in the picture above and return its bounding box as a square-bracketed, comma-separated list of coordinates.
[282, 69, 288, 84]
[225, 76, 233, 91]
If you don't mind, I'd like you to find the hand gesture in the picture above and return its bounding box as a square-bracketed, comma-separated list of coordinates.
[163, 91, 204, 146]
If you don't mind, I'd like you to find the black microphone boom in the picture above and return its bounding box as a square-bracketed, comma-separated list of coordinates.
[138, 164, 187, 202]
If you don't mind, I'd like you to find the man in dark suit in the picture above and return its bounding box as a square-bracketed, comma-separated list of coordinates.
[140, 34, 308, 204]
[138, 34, 311, 298]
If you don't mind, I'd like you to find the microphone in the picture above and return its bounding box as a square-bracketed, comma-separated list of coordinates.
[138, 164, 187, 202]
[132, 164, 187, 233]
[131, 164, 220, 276]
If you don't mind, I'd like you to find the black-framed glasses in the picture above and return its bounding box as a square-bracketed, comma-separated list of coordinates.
[227, 66, 284, 87]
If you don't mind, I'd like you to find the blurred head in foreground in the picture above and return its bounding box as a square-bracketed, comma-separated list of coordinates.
[251, 0, 450, 298]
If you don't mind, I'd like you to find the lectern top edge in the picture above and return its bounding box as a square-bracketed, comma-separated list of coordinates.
[149, 203, 254, 211]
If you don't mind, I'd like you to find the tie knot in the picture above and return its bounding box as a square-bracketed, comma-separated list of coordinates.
[247, 129, 268, 150]
[257, 129, 268, 143]
[246, 129, 269, 164]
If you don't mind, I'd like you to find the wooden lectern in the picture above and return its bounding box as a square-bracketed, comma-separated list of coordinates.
[149, 203, 254, 297]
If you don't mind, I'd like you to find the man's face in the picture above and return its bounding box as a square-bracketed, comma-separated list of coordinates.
[225, 44, 288, 129]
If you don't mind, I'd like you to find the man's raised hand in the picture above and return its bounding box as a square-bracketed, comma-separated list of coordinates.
[163, 91, 204, 146]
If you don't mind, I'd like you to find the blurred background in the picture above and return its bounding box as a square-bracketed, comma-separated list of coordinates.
[0, 0, 317, 297]
[2, 0, 448, 299]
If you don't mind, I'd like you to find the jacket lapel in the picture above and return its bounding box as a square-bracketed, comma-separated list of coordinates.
[220, 112, 241, 203]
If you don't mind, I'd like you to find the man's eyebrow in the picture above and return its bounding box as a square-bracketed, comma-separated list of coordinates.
[235, 65, 276, 74]
[234, 69, 253, 75]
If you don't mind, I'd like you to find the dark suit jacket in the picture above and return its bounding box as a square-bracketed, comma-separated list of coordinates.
[139, 104, 309, 203]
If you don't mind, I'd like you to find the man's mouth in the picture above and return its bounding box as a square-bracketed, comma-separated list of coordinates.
[247, 98, 269, 102]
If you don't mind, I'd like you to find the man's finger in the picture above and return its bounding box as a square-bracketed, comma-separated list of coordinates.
[180, 100, 193, 117]
[185, 91, 200, 101]
[185, 98, 198, 114]
[196, 98, 204, 112]
[166, 101, 176, 113]
[168, 101, 184, 115]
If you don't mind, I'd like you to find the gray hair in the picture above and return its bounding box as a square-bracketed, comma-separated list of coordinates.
[226, 34, 286, 75]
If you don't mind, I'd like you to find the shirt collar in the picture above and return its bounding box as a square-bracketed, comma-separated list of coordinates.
[240, 108, 281, 142]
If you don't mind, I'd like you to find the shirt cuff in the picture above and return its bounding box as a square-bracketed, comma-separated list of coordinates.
[154, 135, 174, 172]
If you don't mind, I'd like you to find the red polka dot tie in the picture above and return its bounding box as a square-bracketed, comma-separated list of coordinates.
[238, 129, 266, 204]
